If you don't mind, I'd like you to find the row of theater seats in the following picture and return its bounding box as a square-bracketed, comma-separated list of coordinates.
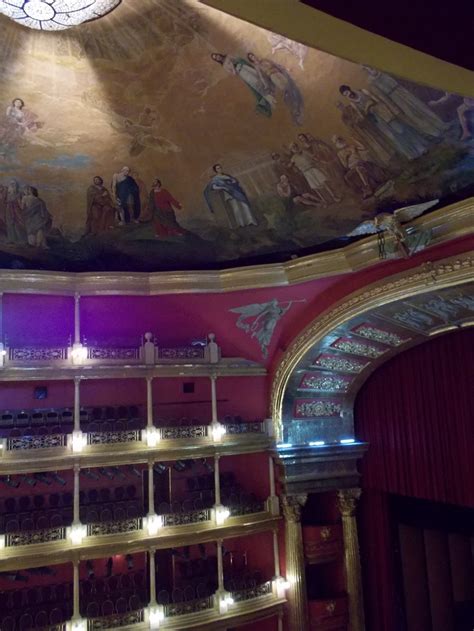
[80, 571, 147, 616]
[0, 589, 71, 631]
[157, 582, 215, 605]
[0, 405, 142, 427]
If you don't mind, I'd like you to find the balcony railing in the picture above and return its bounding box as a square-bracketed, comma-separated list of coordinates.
[230, 580, 273, 603]
[86, 517, 143, 537]
[87, 608, 145, 630]
[5, 525, 67, 547]
[161, 508, 212, 528]
[158, 425, 209, 441]
[87, 346, 141, 364]
[223, 421, 265, 435]
[6, 433, 67, 451]
[8, 347, 69, 364]
[87, 429, 142, 446]
[163, 594, 214, 617]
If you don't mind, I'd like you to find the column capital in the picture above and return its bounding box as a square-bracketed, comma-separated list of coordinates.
[337, 488, 362, 516]
[73, 463, 81, 474]
[210, 371, 218, 381]
[146, 375, 154, 384]
[74, 292, 81, 302]
[282, 494, 307, 522]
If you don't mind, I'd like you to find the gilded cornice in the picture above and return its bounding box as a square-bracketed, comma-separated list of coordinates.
[0, 200, 471, 295]
[270, 252, 474, 438]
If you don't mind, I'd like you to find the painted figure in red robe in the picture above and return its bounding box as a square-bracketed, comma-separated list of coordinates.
[149, 179, 186, 237]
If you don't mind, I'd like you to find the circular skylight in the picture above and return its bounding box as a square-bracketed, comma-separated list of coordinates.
[0, 0, 121, 30]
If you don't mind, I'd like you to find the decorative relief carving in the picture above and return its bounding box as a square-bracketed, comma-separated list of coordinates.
[7, 433, 66, 451]
[294, 399, 342, 418]
[87, 609, 145, 630]
[390, 308, 435, 329]
[337, 488, 362, 516]
[163, 595, 214, 617]
[282, 494, 307, 522]
[223, 421, 264, 434]
[229, 501, 266, 517]
[162, 508, 211, 527]
[87, 430, 141, 445]
[5, 526, 66, 547]
[158, 347, 205, 360]
[331, 337, 384, 358]
[87, 347, 140, 360]
[313, 353, 368, 373]
[352, 324, 408, 346]
[231, 581, 273, 602]
[159, 425, 208, 440]
[86, 517, 143, 537]
[9, 347, 68, 361]
[299, 373, 351, 392]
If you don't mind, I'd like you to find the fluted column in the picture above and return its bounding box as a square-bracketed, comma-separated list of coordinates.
[149, 548, 157, 606]
[146, 377, 154, 429]
[337, 488, 365, 631]
[74, 292, 81, 345]
[282, 494, 309, 631]
[73, 377, 81, 432]
[273, 528, 280, 577]
[72, 558, 80, 620]
[210, 372, 218, 424]
[73, 464, 80, 525]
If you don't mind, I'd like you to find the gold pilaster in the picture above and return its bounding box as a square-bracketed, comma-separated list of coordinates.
[337, 489, 365, 631]
[282, 494, 309, 631]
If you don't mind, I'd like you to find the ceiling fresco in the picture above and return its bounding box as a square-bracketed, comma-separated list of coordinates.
[0, 0, 473, 272]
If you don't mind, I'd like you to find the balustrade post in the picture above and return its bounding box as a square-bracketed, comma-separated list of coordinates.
[282, 494, 309, 631]
[337, 488, 365, 631]
[146, 377, 154, 428]
[149, 548, 157, 607]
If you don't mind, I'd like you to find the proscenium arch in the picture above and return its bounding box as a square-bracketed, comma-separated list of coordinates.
[271, 253, 474, 445]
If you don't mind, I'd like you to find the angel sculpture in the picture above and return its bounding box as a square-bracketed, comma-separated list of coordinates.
[347, 199, 439, 258]
[230, 298, 305, 359]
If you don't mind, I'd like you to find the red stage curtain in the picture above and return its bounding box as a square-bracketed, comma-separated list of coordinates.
[354, 329, 474, 631]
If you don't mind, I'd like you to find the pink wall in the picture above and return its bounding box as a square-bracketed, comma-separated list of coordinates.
[2, 294, 73, 346]
[224, 531, 275, 582]
[0, 380, 74, 410]
[81, 379, 146, 408]
[220, 452, 270, 501]
[231, 617, 279, 631]
[0, 562, 72, 592]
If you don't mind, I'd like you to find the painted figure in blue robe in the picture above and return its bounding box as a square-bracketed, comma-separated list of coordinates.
[248, 52, 304, 126]
[211, 53, 275, 118]
[111, 166, 141, 224]
[339, 85, 430, 160]
[204, 164, 258, 228]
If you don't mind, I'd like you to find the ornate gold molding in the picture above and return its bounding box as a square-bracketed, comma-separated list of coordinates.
[281, 494, 307, 522]
[0, 200, 471, 295]
[271, 252, 474, 439]
[337, 488, 362, 516]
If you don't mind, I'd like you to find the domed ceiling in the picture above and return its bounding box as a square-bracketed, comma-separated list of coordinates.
[0, 0, 472, 272]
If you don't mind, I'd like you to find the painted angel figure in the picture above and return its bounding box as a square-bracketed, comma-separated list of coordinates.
[347, 199, 439, 258]
[109, 117, 180, 157]
[230, 298, 305, 358]
[267, 33, 308, 69]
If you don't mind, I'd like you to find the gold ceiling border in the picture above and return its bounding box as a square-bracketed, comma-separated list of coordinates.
[201, 0, 474, 97]
[0, 199, 471, 295]
[270, 252, 474, 439]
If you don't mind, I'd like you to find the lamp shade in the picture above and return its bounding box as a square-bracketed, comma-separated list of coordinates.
[0, 0, 121, 30]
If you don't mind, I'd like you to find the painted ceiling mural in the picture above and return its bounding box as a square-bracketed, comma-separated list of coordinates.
[0, 0, 473, 272]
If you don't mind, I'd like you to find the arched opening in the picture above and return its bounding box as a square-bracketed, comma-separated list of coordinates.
[355, 329, 474, 631]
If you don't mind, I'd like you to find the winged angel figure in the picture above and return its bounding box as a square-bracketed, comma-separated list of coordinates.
[230, 299, 305, 359]
[109, 117, 181, 157]
[348, 199, 438, 258]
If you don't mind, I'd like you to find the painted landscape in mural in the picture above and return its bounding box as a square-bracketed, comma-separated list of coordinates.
[0, 0, 473, 272]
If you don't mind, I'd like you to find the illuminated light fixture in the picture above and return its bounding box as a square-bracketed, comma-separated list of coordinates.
[71, 430, 86, 453]
[0, 0, 121, 31]
[277, 443, 292, 449]
[215, 505, 230, 525]
[71, 343, 88, 364]
[274, 576, 291, 597]
[145, 427, 160, 447]
[0, 534, 5, 549]
[309, 440, 325, 447]
[211, 422, 226, 442]
[219, 593, 234, 613]
[148, 606, 164, 629]
[146, 513, 162, 536]
[69, 523, 87, 545]
[70, 618, 87, 631]
[340, 438, 356, 444]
